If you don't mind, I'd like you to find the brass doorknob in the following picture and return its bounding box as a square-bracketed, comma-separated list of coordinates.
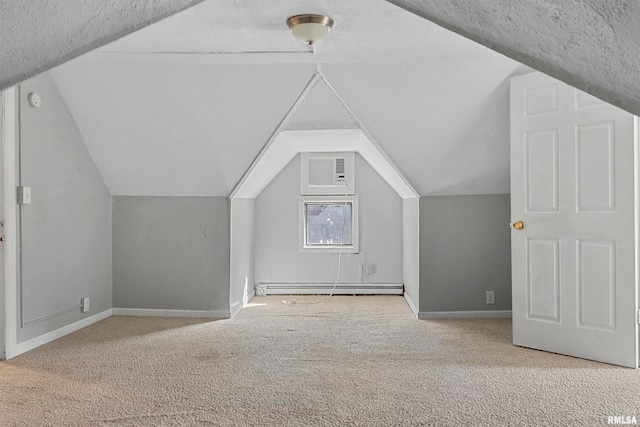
[510, 221, 524, 230]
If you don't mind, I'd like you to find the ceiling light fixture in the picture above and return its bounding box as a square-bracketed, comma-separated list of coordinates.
[286, 14, 334, 49]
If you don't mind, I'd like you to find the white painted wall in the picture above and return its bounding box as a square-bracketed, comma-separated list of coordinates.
[255, 154, 403, 285]
[53, 62, 317, 197]
[284, 81, 358, 130]
[230, 198, 255, 316]
[18, 72, 112, 343]
[403, 198, 420, 315]
[322, 61, 520, 196]
[2, 88, 17, 359]
[53, 59, 523, 198]
[0, 91, 4, 357]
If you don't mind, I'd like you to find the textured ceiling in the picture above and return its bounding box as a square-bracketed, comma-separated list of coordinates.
[4, 0, 640, 114]
[52, 0, 528, 197]
[96, 0, 490, 62]
[0, 0, 206, 91]
[389, 0, 640, 117]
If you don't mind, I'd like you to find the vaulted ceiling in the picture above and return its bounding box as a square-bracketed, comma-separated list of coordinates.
[389, 0, 640, 118]
[51, 0, 528, 197]
[10, 1, 637, 197]
[0, 0, 206, 90]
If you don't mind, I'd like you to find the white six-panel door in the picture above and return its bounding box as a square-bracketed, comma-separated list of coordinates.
[511, 72, 638, 367]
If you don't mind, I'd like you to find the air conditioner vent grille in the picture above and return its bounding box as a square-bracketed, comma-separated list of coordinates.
[335, 158, 346, 183]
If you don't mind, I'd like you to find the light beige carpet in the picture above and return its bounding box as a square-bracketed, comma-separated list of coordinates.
[1, 295, 639, 426]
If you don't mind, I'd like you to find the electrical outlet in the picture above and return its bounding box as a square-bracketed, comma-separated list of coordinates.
[17, 186, 32, 205]
[81, 297, 90, 313]
[364, 263, 377, 275]
[486, 291, 495, 305]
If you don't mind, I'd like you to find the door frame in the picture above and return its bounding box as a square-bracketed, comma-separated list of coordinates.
[636, 115, 640, 368]
[2, 87, 18, 359]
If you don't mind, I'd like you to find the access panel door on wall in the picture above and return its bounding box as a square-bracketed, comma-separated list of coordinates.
[510, 72, 638, 367]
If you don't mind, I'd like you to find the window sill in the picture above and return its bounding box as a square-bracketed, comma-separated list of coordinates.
[299, 246, 359, 254]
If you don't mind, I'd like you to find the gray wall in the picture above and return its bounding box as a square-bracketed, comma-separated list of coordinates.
[420, 194, 511, 312]
[18, 72, 112, 342]
[255, 154, 403, 285]
[112, 196, 230, 313]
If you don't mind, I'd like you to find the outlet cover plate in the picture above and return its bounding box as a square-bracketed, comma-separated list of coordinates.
[81, 297, 90, 313]
[486, 291, 495, 305]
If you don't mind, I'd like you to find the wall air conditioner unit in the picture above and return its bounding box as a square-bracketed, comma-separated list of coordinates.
[300, 152, 355, 195]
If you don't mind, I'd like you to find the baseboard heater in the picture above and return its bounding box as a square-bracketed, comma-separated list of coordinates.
[256, 283, 403, 296]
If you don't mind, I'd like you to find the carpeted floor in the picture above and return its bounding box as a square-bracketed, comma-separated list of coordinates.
[0, 295, 639, 426]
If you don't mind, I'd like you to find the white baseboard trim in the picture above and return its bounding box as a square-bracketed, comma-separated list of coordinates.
[403, 293, 419, 318]
[419, 310, 512, 319]
[230, 289, 257, 319]
[113, 308, 229, 318]
[15, 309, 113, 357]
[258, 283, 403, 295]
[230, 302, 243, 318]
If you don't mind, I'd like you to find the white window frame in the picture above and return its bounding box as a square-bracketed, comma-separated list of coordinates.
[299, 195, 359, 253]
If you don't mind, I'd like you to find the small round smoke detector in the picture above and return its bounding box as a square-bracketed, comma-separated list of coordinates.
[28, 93, 41, 108]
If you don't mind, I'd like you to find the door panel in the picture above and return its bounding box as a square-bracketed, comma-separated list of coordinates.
[525, 130, 559, 212]
[511, 72, 638, 367]
[576, 122, 615, 212]
[526, 238, 560, 323]
[525, 83, 559, 116]
[577, 240, 616, 330]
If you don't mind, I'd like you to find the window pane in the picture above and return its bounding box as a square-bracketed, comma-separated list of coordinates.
[305, 203, 352, 246]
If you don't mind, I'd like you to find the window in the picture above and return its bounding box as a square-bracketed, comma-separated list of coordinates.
[300, 196, 358, 253]
[306, 203, 352, 246]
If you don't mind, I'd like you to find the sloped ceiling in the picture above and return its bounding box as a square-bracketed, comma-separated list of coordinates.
[389, 0, 640, 118]
[284, 79, 359, 131]
[0, 0, 206, 91]
[52, 0, 529, 197]
[53, 62, 316, 196]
